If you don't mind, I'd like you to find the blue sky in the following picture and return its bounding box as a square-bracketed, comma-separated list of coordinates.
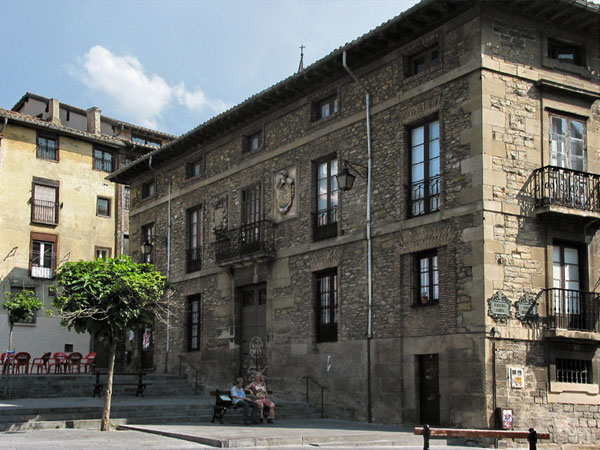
[2, 0, 418, 136]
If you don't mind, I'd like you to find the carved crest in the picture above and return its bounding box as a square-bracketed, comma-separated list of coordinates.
[211, 194, 228, 233]
[275, 170, 295, 215]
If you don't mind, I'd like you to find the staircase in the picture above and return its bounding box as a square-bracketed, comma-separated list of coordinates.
[0, 373, 322, 431]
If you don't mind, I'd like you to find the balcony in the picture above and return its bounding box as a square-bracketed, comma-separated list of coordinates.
[186, 247, 202, 273]
[544, 288, 600, 341]
[312, 207, 338, 242]
[215, 220, 274, 267]
[533, 166, 600, 222]
[31, 199, 58, 225]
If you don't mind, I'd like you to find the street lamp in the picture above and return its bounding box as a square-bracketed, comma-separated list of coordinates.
[336, 159, 367, 192]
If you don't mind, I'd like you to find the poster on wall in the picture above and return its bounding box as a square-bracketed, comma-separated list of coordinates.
[501, 408, 514, 430]
[509, 367, 524, 389]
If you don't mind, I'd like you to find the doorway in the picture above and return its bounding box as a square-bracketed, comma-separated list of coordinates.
[239, 283, 267, 379]
[418, 353, 440, 425]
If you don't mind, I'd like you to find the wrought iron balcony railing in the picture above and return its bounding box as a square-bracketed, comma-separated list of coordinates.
[409, 175, 440, 217]
[545, 288, 600, 332]
[31, 199, 59, 224]
[215, 220, 274, 263]
[533, 165, 600, 213]
[186, 247, 202, 273]
[312, 207, 338, 241]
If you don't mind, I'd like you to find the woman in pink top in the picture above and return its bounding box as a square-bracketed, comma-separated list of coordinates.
[246, 373, 276, 423]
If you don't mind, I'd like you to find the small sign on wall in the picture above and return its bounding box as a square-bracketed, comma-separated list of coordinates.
[509, 367, 524, 389]
[500, 408, 514, 430]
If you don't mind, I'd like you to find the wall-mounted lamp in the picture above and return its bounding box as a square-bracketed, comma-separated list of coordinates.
[336, 159, 368, 192]
[140, 236, 167, 255]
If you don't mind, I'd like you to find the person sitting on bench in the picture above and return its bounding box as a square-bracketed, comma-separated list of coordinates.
[246, 373, 276, 424]
[231, 377, 260, 425]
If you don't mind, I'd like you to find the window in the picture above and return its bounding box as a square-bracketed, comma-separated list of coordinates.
[31, 178, 59, 225]
[123, 186, 131, 211]
[37, 134, 58, 161]
[556, 358, 592, 384]
[9, 287, 37, 324]
[550, 114, 586, 171]
[312, 95, 339, 122]
[141, 223, 154, 263]
[93, 149, 114, 172]
[548, 39, 585, 66]
[30, 233, 57, 279]
[186, 158, 204, 179]
[122, 233, 130, 256]
[410, 120, 440, 217]
[315, 269, 338, 343]
[243, 131, 262, 153]
[142, 180, 156, 199]
[96, 197, 111, 217]
[187, 294, 201, 351]
[415, 250, 439, 305]
[95, 247, 111, 261]
[407, 44, 440, 77]
[551, 243, 583, 327]
[314, 157, 338, 241]
[132, 134, 161, 147]
[187, 206, 202, 273]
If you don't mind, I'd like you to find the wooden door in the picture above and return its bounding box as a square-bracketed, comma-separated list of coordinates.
[419, 354, 440, 425]
[240, 284, 267, 379]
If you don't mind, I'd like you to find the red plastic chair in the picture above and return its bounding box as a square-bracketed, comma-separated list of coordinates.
[1, 352, 15, 374]
[31, 352, 52, 374]
[67, 352, 83, 373]
[13, 352, 31, 374]
[48, 352, 68, 373]
[82, 352, 96, 373]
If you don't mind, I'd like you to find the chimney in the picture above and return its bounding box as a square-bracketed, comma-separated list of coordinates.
[49, 98, 61, 125]
[87, 107, 101, 134]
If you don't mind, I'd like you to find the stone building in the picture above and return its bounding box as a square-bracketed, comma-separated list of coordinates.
[0, 93, 174, 364]
[110, 0, 600, 446]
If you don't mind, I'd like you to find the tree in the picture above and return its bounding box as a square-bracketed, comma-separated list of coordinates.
[2, 289, 43, 351]
[53, 256, 169, 431]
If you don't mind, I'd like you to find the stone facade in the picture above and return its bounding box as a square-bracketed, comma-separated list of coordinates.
[113, 1, 600, 448]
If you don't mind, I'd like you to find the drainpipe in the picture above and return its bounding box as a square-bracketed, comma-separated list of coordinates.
[343, 50, 373, 423]
[148, 155, 172, 373]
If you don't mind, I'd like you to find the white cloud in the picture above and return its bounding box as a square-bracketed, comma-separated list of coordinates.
[80, 45, 227, 129]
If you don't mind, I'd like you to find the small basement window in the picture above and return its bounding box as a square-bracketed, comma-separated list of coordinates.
[556, 358, 592, 384]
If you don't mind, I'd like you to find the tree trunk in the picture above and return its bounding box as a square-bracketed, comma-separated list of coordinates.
[100, 338, 117, 431]
[8, 324, 13, 351]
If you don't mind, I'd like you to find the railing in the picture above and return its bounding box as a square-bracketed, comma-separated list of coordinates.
[312, 207, 338, 241]
[409, 175, 440, 217]
[303, 376, 326, 418]
[186, 247, 202, 273]
[215, 220, 274, 263]
[178, 355, 201, 395]
[533, 165, 600, 212]
[31, 265, 53, 279]
[545, 288, 600, 332]
[31, 199, 58, 224]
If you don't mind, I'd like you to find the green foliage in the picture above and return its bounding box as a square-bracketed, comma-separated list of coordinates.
[2, 290, 43, 326]
[53, 256, 168, 340]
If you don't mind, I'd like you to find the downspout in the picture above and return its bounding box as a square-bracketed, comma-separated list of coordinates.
[148, 155, 172, 372]
[343, 50, 373, 423]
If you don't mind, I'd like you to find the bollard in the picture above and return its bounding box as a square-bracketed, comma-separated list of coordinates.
[527, 427, 537, 450]
[423, 424, 430, 450]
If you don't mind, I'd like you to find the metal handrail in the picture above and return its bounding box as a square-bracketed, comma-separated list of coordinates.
[178, 355, 201, 395]
[544, 288, 600, 332]
[533, 165, 600, 212]
[302, 376, 327, 418]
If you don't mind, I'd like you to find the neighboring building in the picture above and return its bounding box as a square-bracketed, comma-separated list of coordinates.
[110, 0, 600, 446]
[0, 93, 174, 365]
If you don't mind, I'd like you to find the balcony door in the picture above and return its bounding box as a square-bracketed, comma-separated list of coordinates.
[240, 284, 267, 379]
[241, 183, 261, 252]
[553, 244, 583, 326]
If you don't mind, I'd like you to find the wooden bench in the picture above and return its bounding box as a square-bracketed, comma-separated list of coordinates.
[210, 388, 273, 423]
[211, 389, 241, 423]
[414, 426, 550, 450]
[92, 370, 150, 397]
